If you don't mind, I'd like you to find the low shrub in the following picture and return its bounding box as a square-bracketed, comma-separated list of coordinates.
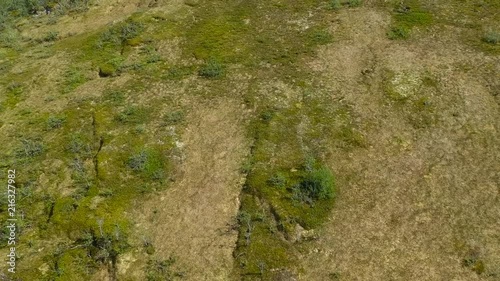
[17, 138, 44, 158]
[163, 110, 185, 126]
[388, 26, 410, 39]
[146, 257, 184, 281]
[42, 31, 59, 42]
[127, 149, 166, 180]
[346, 0, 362, 8]
[198, 59, 224, 78]
[98, 64, 117, 77]
[47, 115, 65, 129]
[329, 0, 341, 10]
[116, 106, 148, 124]
[293, 165, 335, 203]
[482, 31, 500, 45]
[268, 173, 287, 188]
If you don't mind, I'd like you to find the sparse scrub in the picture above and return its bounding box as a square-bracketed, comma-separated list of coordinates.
[53, 0, 91, 14]
[141, 45, 161, 63]
[98, 64, 117, 77]
[482, 31, 500, 45]
[388, 26, 410, 40]
[165, 66, 193, 80]
[67, 135, 92, 156]
[0, 26, 21, 48]
[294, 165, 335, 202]
[62, 68, 87, 93]
[76, 229, 129, 265]
[102, 90, 125, 104]
[41, 31, 59, 42]
[309, 29, 333, 45]
[17, 138, 44, 158]
[98, 19, 144, 48]
[198, 59, 224, 78]
[146, 257, 185, 281]
[329, 0, 341, 10]
[47, 115, 65, 129]
[268, 173, 287, 188]
[142, 236, 155, 255]
[7, 82, 23, 95]
[462, 248, 485, 275]
[163, 110, 185, 126]
[346, 0, 362, 8]
[127, 149, 167, 180]
[128, 150, 148, 172]
[116, 106, 148, 124]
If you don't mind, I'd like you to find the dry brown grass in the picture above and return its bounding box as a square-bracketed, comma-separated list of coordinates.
[128, 98, 250, 281]
[300, 6, 500, 281]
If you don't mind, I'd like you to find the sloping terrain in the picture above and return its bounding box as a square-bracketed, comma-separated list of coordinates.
[0, 0, 498, 280]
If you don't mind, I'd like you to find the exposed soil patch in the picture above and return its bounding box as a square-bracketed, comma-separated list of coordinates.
[132, 98, 249, 280]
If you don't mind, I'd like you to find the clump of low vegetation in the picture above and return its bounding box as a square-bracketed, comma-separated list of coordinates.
[462, 248, 485, 275]
[97, 19, 144, 49]
[163, 110, 185, 126]
[292, 164, 335, 204]
[482, 31, 500, 45]
[329, 0, 342, 10]
[329, 0, 362, 10]
[116, 106, 148, 124]
[165, 66, 193, 80]
[47, 115, 65, 129]
[146, 257, 185, 281]
[102, 89, 126, 104]
[62, 67, 87, 94]
[40, 31, 59, 42]
[346, 0, 362, 7]
[309, 29, 333, 45]
[198, 59, 224, 78]
[388, 0, 433, 40]
[388, 26, 410, 40]
[16, 138, 44, 158]
[98, 64, 117, 77]
[268, 172, 287, 188]
[127, 149, 167, 181]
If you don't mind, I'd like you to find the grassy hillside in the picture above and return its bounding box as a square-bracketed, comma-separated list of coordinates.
[0, 0, 499, 280]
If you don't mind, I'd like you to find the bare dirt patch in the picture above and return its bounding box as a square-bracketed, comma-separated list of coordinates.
[131, 98, 249, 280]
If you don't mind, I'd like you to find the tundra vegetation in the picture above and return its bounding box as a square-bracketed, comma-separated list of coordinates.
[0, 0, 499, 280]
